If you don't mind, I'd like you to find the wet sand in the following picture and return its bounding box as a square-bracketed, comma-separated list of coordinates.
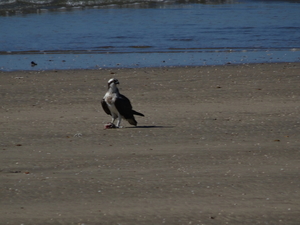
[1, 63, 300, 224]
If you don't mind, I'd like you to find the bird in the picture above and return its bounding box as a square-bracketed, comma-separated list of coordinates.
[31, 61, 37, 67]
[101, 78, 144, 128]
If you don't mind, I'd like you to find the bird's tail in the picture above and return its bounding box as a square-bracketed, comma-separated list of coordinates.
[127, 118, 137, 126]
[132, 110, 144, 117]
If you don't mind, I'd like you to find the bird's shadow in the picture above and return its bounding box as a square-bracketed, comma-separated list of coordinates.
[126, 125, 174, 129]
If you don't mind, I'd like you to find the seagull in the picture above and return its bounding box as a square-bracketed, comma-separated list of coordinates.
[101, 78, 144, 128]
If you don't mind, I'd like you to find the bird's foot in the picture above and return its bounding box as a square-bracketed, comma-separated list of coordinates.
[104, 122, 117, 129]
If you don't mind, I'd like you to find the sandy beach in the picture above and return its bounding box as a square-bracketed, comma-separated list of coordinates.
[1, 63, 300, 224]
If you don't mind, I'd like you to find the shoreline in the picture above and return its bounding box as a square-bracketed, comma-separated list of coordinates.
[1, 61, 299, 74]
[1, 49, 299, 72]
[1, 62, 300, 224]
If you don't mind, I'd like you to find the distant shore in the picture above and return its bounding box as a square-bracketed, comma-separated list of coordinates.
[1, 62, 300, 224]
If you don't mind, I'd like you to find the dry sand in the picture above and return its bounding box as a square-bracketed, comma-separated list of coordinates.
[1, 63, 300, 224]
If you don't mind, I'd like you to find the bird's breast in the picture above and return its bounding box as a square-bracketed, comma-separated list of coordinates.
[104, 92, 116, 105]
[106, 96, 114, 105]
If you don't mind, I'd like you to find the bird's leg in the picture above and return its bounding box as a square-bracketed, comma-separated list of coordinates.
[116, 113, 123, 128]
[110, 113, 119, 124]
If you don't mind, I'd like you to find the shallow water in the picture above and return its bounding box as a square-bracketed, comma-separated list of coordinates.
[0, 0, 299, 71]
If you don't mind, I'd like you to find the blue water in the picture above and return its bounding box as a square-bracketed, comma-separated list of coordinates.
[0, 0, 299, 71]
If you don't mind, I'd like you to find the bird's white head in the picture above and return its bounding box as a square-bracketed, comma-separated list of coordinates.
[107, 78, 119, 90]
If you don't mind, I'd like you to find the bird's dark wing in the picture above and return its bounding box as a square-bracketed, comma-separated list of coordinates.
[115, 94, 134, 119]
[101, 99, 111, 115]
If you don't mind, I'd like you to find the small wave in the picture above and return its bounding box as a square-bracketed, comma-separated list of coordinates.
[130, 45, 152, 49]
[0, 0, 235, 15]
[0, 0, 16, 5]
[0, 0, 170, 14]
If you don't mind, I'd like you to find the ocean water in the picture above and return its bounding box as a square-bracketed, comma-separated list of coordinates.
[0, 0, 299, 71]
